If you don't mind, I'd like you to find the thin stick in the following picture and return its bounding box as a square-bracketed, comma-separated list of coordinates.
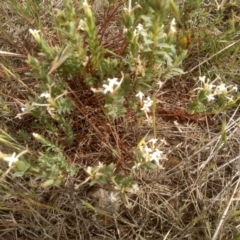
[187, 40, 239, 73]
[212, 170, 240, 240]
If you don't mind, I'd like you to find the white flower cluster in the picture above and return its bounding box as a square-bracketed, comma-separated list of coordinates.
[110, 181, 140, 209]
[196, 76, 238, 102]
[114, 182, 139, 194]
[85, 161, 105, 176]
[136, 91, 153, 117]
[134, 138, 166, 169]
[84, 161, 140, 193]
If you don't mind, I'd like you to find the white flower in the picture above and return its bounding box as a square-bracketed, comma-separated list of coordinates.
[195, 76, 215, 92]
[140, 145, 152, 154]
[226, 96, 234, 102]
[143, 116, 153, 125]
[109, 192, 119, 203]
[132, 162, 142, 170]
[139, 145, 152, 162]
[32, 132, 41, 139]
[83, 0, 88, 7]
[150, 149, 164, 163]
[170, 18, 176, 33]
[82, 56, 89, 67]
[136, 91, 144, 102]
[78, 19, 85, 31]
[3, 150, 28, 167]
[215, 83, 227, 95]
[128, 183, 139, 193]
[157, 80, 164, 88]
[29, 29, 41, 41]
[232, 86, 238, 92]
[102, 78, 121, 94]
[96, 161, 104, 169]
[85, 166, 93, 175]
[145, 96, 153, 106]
[16, 106, 26, 119]
[103, 83, 114, 94]
[160, 138, 169, 145]
[133, 24, 144, 35]
[204, 82, 215, 91]
[40, 92, 50, 98]
[136, 23, 143, 32]
[123, 28, 128, 34]
[141, 96, 153, 113]
[207, 94, 215, 102]
[15, 114, 22, 119]
[108, 78, 120, 87]
[148, 138, 158, 145]
[3, 153, 18, 167]
[202, 78, 215, 91]
[91, 87, 102, 93]
[199, 76, 206, 83]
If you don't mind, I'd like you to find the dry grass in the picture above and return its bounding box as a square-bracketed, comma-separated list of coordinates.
[0, 0, 240, 239]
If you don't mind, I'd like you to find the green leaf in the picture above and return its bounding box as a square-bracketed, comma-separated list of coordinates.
[231, 234, 240, 240]
[229, 210, 240, 219]
[15, 160, 30, 172]
[12, 171, 26, 178]
[144, 162, 157, 170]
[220, 115, 227, 144]
[188, 100, 206, 114]
[81, 199, 113, 218]
[48, 45, 73, 75]
[42, 179, 55, 188]
[169, 0, 181, 23]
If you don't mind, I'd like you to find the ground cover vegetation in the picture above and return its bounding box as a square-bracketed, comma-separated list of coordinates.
[0, 0, 240, 239]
